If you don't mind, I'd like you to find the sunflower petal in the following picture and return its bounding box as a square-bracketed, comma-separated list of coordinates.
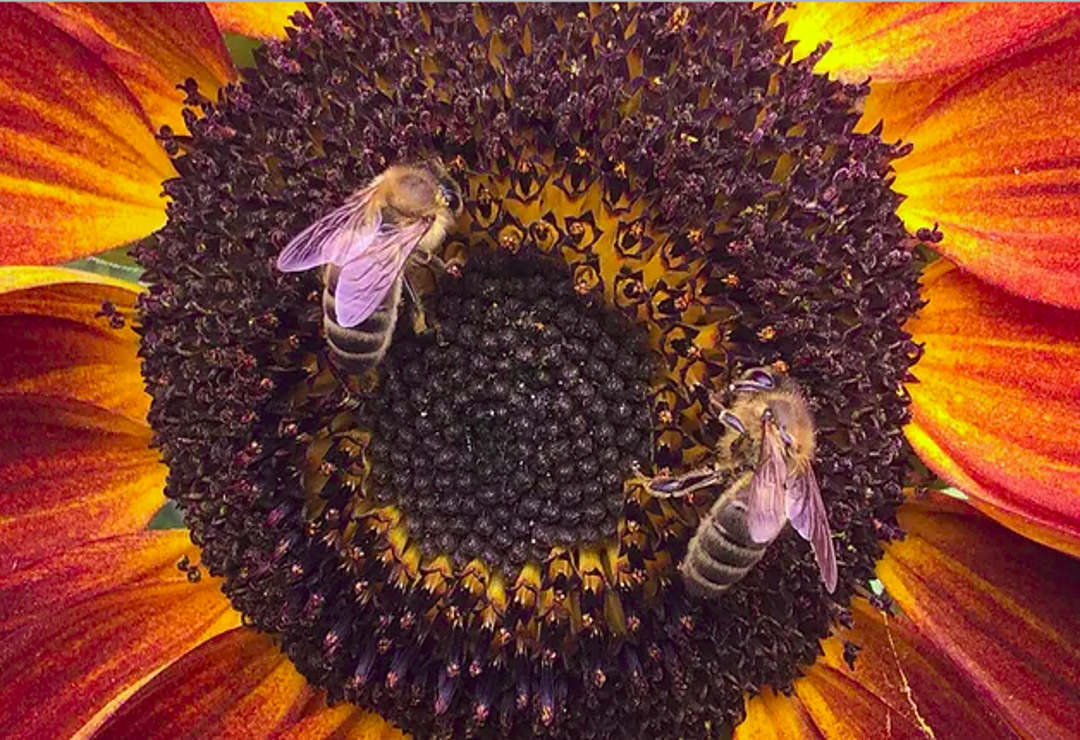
[0, 395, 164, 566]
[782, 4, 1078, 82]
[0, 530, 239, 739]
[0, 6, 172, 264]
[95, 626, 405, 739]
[278, 703, 407, 740]
[876, 493, 1080, 738]
[207, 2, 307, 40]
[0, 268, 162, 562]
[0, 266, 147, 424]
[737, 595, 1018, 738]
[893, 31, 1080, 308]
[739, 495, 1080, 738]
[94, 628, 310, 738]
[906, 261, 1080, 558]
[24, 3, 236, 136]
[739, 642, 964, 739]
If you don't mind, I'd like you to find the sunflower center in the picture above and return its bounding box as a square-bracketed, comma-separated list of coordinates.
[359, 250, 652, 574]
[137, 4, 926, 737]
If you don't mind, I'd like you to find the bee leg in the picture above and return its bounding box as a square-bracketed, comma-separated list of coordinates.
[717, 409, 747, 436]
[627, 461, 657, 491]
[416, 252, 462, 278]
[401, 275, 430, 335]
[647, 466, 729, 499]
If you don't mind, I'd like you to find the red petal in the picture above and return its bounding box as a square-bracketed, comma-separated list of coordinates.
[877, 493, 1080, 737]
[25, 2, 235, 135]
[906, 261, 1080, 558]
[0, 6, 172, 263]
[894, 30, 1080, 308]
[207, 2, 307, 39]
[0, 531, 239, 738]
[782, 3, 1078, 82]
[739, 495, 1080, 738]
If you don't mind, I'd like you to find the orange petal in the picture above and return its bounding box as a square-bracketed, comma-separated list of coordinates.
[278, 702, 407, 740]
[737, 688, 817, 740]
[96, 628, 311, 738]
[782, 3, 1078, 82]
[906, 261, 1080, 558]
[96, 627, 405, 739]
[0, 394, 165, 566]
[0, 6, 172, 264]
[25, 2, 236, 135]
[0, 530, 240, 738]
[737, 596, 1018, 738]
[877, 493, 1080, 738]
[739, 494, 1080, 738]
[893, 30, 1080, 308]
[0, 267, 148, 424]
[207, 2, 308, 39]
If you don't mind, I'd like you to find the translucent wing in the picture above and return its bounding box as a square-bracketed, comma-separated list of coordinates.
[276, 187, 381, 272]
[746, 422, 788, 544]
[332, 218, 432, 327]
[786, 466, 838, 593]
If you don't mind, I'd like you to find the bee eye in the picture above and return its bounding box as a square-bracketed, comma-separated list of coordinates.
[440, 185, 462, 214]
[779, 426, 794, 447]
[745, 368, 775, 389]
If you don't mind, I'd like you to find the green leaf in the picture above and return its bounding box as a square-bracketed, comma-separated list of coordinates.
[939, 486, 969, 501]
[148, 500, 186, 530]
[65, 245, 144, 283]
[225, 33, 263, 69]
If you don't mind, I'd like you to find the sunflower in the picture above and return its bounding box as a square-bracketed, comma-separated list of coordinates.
[2, 2, 1079, 738]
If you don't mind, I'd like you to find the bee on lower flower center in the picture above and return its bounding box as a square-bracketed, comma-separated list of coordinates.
[276, 159, 465, 373]
[646, 366, 838, 598]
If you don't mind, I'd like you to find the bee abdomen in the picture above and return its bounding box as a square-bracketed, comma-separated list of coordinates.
[680, 498, 768, 598]
[321, 266, 401, 374]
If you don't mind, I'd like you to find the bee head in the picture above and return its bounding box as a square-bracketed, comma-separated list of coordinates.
[420, 156, 464, 217]
[730, 366, 778, 393]
[726, 366, 816, 465]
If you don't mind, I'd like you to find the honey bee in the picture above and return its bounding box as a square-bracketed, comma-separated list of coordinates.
[276, 161, 464, 373]
[647, 366, 837, 598]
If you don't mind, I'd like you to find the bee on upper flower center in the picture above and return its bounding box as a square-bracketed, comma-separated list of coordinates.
[276, 160, 465, 374]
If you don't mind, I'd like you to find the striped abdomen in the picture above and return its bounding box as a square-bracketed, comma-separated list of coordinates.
[680, 472, 769, 599]
[321, 264, 403, 374]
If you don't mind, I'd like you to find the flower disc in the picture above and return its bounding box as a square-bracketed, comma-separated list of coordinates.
[137, 4, 923, 737]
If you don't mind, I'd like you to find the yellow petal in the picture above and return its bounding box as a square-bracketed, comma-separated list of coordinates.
[208, 2, 308, 40]
[0, 266, 147, 424]
[782, 3, 1078, 82]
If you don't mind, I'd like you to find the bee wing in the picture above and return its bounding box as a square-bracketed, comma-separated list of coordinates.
[745, 422, 788, 544]
[786, 466, 838, 593]
[332, 218, 432, 327]
[276, 188, 381, 272]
